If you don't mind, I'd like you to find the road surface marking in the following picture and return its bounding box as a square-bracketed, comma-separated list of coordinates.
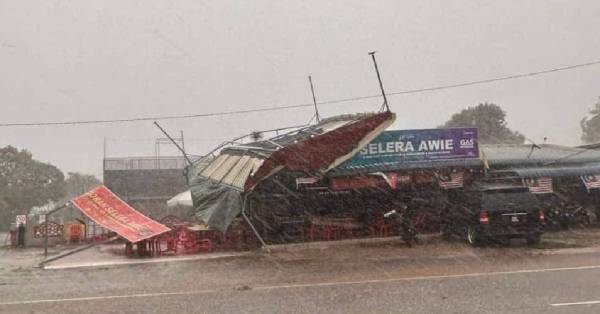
[551, 300, 600, 307]
[3, 264, 600, 306]
[254, 264, 600, 291]
[0, 289, 218, 306]
[43, 252, 248, 270]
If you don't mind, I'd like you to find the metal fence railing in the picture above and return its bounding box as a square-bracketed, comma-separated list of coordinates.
[103, 157, 189, 171]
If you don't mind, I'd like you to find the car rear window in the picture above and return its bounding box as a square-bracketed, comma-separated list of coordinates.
[482, 191, 541, 211]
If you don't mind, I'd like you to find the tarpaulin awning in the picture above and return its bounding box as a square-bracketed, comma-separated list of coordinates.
[189, 177, 243, 232]
[71, 186, 171, 243]
[166, 190, 193, 208]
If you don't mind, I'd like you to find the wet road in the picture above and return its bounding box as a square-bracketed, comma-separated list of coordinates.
[2, 238, 600, 313]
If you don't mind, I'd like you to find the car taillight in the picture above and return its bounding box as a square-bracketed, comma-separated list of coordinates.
[479, 211, 490, 224]
[539, 210, 545, 223]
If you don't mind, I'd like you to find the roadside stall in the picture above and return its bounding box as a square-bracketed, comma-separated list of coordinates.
[187, 111, 396, 247]
[181, 109, 600, 248]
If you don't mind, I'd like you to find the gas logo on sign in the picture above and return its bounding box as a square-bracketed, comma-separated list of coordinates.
[460, 139, 474, 148]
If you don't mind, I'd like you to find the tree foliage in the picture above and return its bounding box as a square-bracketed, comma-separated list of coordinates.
[0, 146, 65, 228]
[580, 98, 600, 144]
[440, 103, 525, 144]
[63, 172, 102, 198]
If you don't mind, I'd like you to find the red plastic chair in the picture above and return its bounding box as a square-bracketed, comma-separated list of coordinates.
[125, 242, 134, 257]
[147, 237, 161, 256]
[175, 229, 201, 254]
[164, 234, 178, 254]
[198, 239, 213, 252]
[370, 215, 393, 237]
[69, 225, 82, 244]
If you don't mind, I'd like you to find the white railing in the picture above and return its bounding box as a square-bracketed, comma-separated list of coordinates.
[103, 156, 189, 171]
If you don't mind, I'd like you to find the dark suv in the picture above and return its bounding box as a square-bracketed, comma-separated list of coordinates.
[441, 185, 546, 246]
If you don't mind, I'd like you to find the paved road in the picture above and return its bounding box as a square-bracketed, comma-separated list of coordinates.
[2, 239, 600, 313]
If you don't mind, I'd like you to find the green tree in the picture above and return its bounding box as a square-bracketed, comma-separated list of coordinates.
[63, 172, 102, 198]
[0, 146, 65, 229]
[580, 98, 600, 144]
[440, 103, 526, 144]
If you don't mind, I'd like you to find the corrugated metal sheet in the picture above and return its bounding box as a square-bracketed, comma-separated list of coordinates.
[319, 120, 350, 132]
[229, 157, 263, 189]
[200, 154, 229, 178]
[221, 155, 251, 186]
[512, 163, 600, 178]
[483, 144, 600, 165]
[210, 155, 241, 182]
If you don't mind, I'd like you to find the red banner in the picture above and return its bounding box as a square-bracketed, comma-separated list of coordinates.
[71, 186, 171, 243]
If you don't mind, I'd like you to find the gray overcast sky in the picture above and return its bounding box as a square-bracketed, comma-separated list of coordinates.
[1, 0, 600, 178]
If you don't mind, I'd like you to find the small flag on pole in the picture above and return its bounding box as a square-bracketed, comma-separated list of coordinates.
[523, 177, 553, 194]
[581, 174, 600, 191]
[438, 171, 464, 189]
[372, 172, 401, 189]
[480, 150, 490, 171]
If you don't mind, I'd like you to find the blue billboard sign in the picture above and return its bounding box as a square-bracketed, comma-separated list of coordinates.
[343, 128, 479, 167]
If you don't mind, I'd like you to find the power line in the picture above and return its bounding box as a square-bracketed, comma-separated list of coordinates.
[388, 59, 600, 96]
[0, 103, 314, 127]
[2, 59, 600, 127]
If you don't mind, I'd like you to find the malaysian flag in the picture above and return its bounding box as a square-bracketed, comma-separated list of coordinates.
[437, 171, 464, 189]
[523, 177, 553, 194]
[372, 172, 399, 189]
[581, 175, 600, 191]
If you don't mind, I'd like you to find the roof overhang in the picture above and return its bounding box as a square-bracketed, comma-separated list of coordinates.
[511, 163, 600, 178]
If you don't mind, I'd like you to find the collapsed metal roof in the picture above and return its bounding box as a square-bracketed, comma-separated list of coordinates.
[188, 111, 396, 231]
[190, 111, 396, 192]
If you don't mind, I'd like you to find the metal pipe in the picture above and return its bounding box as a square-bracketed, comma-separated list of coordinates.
[44, 203, 69, 258]
[40, 236, 119, 267]
[180, 130, 186, 155]
[153, 121, 194, 166]
[308, 76, 321, 123]
[368, 51, 390, 112]
[240, 194, 268, 250]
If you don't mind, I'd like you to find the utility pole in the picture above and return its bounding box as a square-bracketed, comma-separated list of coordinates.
[308, 76, 321, 123]
[102, 137, 107, 177]
[103, 137, 107, 159]
[368, 51, 390, 112]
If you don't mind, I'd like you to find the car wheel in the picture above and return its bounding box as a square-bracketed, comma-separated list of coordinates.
[526, 234, 541, 247]
[441, 230, 453, 240]
[466, 226, 482, 246]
